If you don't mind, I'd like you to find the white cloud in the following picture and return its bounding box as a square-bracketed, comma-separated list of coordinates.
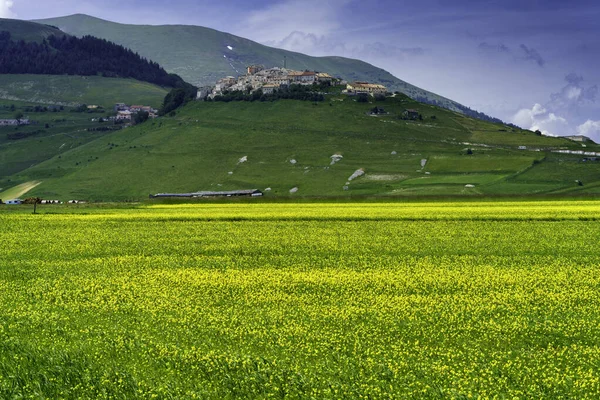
[548, 73, 597, 111]
[245, 0, 350, 45]
[577, 120, 600, 141]
[0, 0, 15, 18]
[512, 103, 570, 136]
[266, 31, 347, 56]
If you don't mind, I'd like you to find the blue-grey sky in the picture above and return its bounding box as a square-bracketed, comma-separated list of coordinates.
[3, 0, 599, 140]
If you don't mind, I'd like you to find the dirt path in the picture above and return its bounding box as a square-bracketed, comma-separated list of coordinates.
[0, 181, 42, 199]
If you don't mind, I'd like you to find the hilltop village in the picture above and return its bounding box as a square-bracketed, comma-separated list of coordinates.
[200, 65, 389, 100]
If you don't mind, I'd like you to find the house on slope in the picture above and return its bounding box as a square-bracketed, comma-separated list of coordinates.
[346, 82, 388, 96]
[564, 135, 595, 144]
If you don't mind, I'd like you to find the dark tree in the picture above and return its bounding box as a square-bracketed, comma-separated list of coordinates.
[134, 111, 150, 124]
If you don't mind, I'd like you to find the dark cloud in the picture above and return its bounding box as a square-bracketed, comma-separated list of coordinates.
[357, 42, 425, 60]
[478, 42, 510, 54]
[519, 44, 545, 67]
[477, 42, 545, 67]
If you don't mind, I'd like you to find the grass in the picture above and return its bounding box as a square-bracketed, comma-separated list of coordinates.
[1, 201, 600, 398]
[0, 75, 168, 109]
[0, 75, 166, 181]
[3, 94, 596, 201]
[0, 18, 66, 42]
[0, 180, 41, 199]
[1, 92, 599, 201]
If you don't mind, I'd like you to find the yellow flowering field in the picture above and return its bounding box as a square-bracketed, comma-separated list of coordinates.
[1, 201, 600, 398]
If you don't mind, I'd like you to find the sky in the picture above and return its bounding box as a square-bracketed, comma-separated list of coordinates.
[2, 0, 599, 140]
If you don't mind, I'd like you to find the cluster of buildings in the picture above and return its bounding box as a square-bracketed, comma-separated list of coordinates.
[2, 199, 85, 205]
[0, 118, 30, 126]
[202, 65, 388, 99]
[206, 66, 339, 98]
[113, 103, 158, 121]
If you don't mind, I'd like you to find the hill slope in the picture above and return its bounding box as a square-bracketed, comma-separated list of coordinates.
[1, 18, 189, 89]
[3, 94, 598, 201]
[0, 76, 167, 181]
[0, 18, 66, 42]
[0, 74, 168, 108]
[36, 14, 468, 113]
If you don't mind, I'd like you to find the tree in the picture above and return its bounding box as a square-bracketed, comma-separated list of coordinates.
[14, 111, 24, 122]
[534, 129, 542, 136]
[134, 111, 150, 125]
[356, 94, 369, 103]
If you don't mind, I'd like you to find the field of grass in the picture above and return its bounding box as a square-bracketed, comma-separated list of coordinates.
[0, 78, 166, 183]
[4, 94, 598, 201]
[0, 100, 121, 180]
[0, 75, 168, 109]
[1, 201, 600, 398]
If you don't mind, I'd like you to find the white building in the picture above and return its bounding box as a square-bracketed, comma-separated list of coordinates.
[116, 111, 133, 121]
[262, 84, 279, 95]
[346, 82, 388, 96]
[5, 199, 23, 205]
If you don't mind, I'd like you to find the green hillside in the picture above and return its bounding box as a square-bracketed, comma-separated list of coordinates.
[35, 14, 466, 113]
[0, 75, 168, 108]
[0, 77, 167, 184]
[3, 93, 598, 201]
[0, 18, 66, 42]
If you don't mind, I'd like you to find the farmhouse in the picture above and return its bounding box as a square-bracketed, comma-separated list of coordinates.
[565, 135, 595, 143]
[403, 109, 420, 119]
[346, 82, 387, 96]
[150, 189, 264, 199]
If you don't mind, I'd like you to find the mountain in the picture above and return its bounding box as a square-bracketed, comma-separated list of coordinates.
[35, 14, 472, 114]
[0, 18, 66, 42]
[3, 93, 598, 201]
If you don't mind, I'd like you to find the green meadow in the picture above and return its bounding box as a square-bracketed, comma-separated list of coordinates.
[2, 93, 598, 201]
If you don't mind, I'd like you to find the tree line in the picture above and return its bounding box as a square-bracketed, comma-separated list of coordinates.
[212, 85, 325, 103]
[0, 31, 186, 88]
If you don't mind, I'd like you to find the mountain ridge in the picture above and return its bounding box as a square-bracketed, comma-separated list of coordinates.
[34, 14, 474, 115]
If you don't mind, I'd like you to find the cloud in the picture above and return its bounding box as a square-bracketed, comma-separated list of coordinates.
[245, 0, 350, 44]
[266, 31, 347, 56]
[519, 44, 545, 67]
[355, 42, 426, 60]
[0, 0, 15, 18]
[511, 73, 600, 138]
[478, 42, 510, 54]
[477, 42, 545, 67]
[548, 73, 598, 110]
[512, 103, 569, 136]
[577, 120, 600, 141]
